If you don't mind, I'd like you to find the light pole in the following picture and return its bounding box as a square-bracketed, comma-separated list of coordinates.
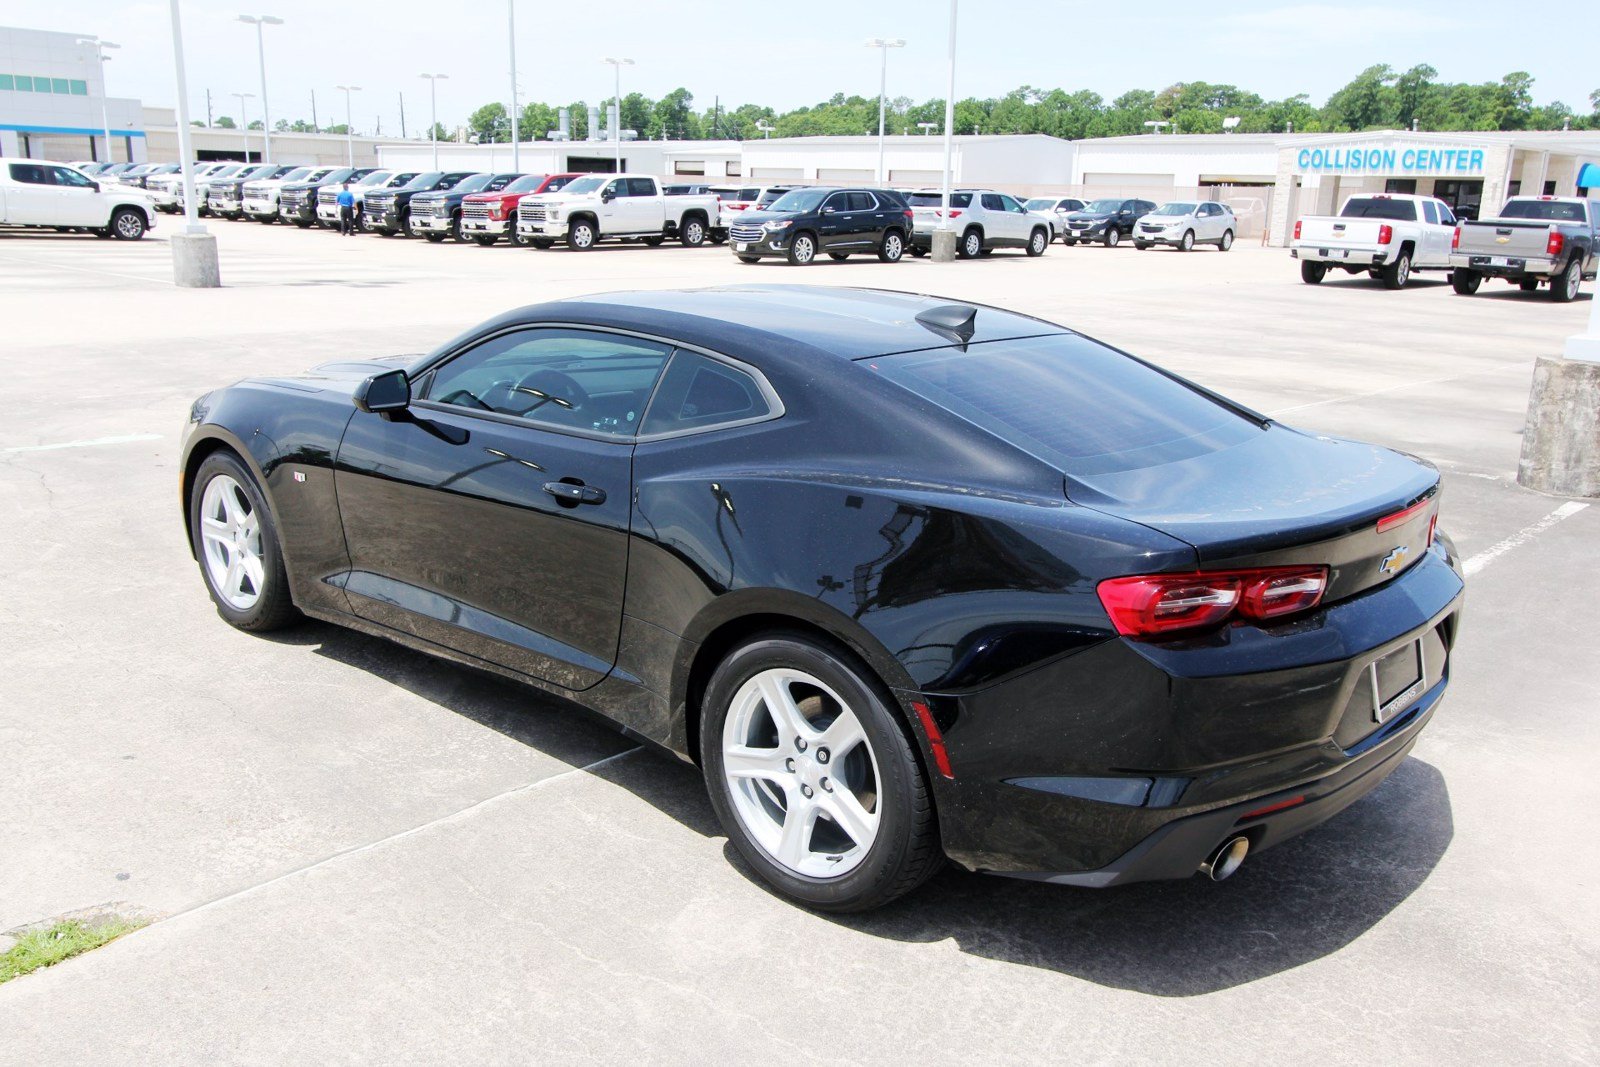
[602, 57, 633, 171]
[420, 74, 448, 169]
[231, 91, 255, 159]
[167, 0, 220, 285]
[933, 0, 958, 261]
[77, 39, 120, 163]
[335, 85, 360, 167]
[507, 0, 520, 171]
[755, 120, 774, 139]
[236, 15, 283, 164]
[865, 38, 905, 185]
[917, 122, 937, 136]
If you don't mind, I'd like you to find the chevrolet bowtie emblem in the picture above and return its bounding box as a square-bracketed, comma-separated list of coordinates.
[1380, 546, 1411, 576]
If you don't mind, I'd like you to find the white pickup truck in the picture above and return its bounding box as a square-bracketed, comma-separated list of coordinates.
[1292, 193, 1458, 289]
[0, 160, 155, 239]
[242, 166, 337, 223]
[515, 174, 718, 250]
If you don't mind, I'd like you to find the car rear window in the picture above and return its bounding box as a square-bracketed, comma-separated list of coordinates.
[868, 334, 1258, 476]
[1340, 197, 1417, 221]
[1496, 199, 1588, 222]
[907, 192, 973, 208]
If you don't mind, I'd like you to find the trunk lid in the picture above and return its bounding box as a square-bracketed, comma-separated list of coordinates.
[1069, 425, 1440, 602]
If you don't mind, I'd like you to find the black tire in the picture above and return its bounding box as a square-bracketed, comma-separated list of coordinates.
[424, 233, 446, 243]
[679, 216, 707, 247]
[450, 216, 468, 243]
[958, 228, 982, 259]
[642, 235, 665, 247]
[828, 252, 850, 261]
[567, 218, 597, 251]
[109, 207, 146, 241]
[1062, 237, 1078, 246]
[1380, 251, 1411, 289]
[908, 244, 927, 257]
[1219, 229, 1234, 251]
[1179, 229, 1195, 252]
[188, 450, 300, 633]
[737, 255, 760, 264]
[474, 235, 498, 247]
[294, 219, 313, 229]
[1518, 278, 1540, 292]
[786, 231, 817, 265]
[93, 227, 113, 239]
[699, 632, 941, 913]
[1103, 227, 1120, 248]
[710, 232, 728, 245]
[1301, 260, 1327, 284]
[531, 237, 554, 250]
[1026, 227, 1048, 257]
[1133, 241, 1150, 250]
[878, 229, 905, 263]
[1451, 270, 1483, 295]
[1551, 259, 1582, 303]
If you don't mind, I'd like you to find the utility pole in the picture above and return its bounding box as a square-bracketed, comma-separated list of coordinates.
[310, 89, 318, 133]
[507, 0, 520, 171]
[398, 92, 407, 138]
[205, 87, 213, 127]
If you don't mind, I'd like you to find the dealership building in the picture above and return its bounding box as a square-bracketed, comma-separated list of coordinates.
[0, 26, 146, 163]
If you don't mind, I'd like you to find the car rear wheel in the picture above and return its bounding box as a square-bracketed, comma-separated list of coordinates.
[1451, 270, 1482, 295]
[958, 228, 982, 259]
[700, 633, 941, 912]
[189, 451, 300, 632]
[567, 219, 597, 250]
[1180, 229, 1195, 252]
[680, 217, 707, 247]
[1103, 227, 1120, 248]
[1026, 227, 1048, 256]
[110, 208, 146, 241]
[1301, 261, 1327, 284]
[1380, 252, 1411, 289]
[1219, 229, 1234, 251]
[1551, 260, 1582, 303]
[642, 235, 665, 247]
[786, 232, 817, 265]
[878, 230, 904, 262]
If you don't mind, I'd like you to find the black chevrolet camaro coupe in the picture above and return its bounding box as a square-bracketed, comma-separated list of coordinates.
[180, 286, 1464, 911]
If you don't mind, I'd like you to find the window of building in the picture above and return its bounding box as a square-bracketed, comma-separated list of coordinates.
[1543, 180, 1558, 196]
[52, 78, 70, 94]
[0, 75, 13, 91]
[70, 80, 88, 96]
[673, 160, 705, 175]
[725, 161, 741, 177]
[14, 75, 33, 91]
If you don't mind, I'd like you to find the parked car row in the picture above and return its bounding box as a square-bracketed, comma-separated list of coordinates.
[1291, 192, 1597, 301]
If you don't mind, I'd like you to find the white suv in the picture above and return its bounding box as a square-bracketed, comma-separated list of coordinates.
[1134, 201, 1237, 251]
[907, 189, 1056, 258]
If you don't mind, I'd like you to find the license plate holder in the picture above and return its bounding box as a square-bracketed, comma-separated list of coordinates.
[734, 243, 748, 252]
[1370, 639, 1425, 723]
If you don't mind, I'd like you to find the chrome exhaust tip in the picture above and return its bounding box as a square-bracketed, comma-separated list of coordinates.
[1199, 836, 1250, 882]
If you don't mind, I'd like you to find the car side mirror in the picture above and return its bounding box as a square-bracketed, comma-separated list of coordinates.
[600, 190, 614, 202]
[353, 369, 410, 414]
[821, 206, 836, 215]
[89, 182, 101, 192]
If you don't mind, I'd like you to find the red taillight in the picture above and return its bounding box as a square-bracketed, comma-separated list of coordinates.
[1427, 513, 1438, 547]
[936, 208, 963, 219]
[1240, 795, 1306, 821]
[1547, 230, 1565, 257]
[1451, 225, 1461, 250]
[904, 209, 913, 220]
[1376, 498, 1431, 533]
[1378, 224, 1393, 245]
[1097, 566, 1330, 638]
[1293, 220, 1302, 240]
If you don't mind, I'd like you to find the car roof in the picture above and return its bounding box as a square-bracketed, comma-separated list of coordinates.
[463, 285, 1068, 365]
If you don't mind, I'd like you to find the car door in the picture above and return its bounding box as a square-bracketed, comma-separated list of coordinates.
[628, 177, 664, 233]
[998, 193, 1033, 243]
[4, 163, 57, 224]
[1418, 200, 1452, 265]
[597, 177, 630, 233]
[333, 327, 674, 689]
[50, 165, 107, 226]
[816, 191, 853, 250]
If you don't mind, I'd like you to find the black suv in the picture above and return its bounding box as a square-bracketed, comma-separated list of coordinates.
[728, 187, 912, 265]
[363, 172, 478, 237]
[1062, 197, 1157, 247]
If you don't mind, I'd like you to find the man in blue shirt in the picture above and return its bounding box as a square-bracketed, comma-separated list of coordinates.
[336, 182, 357, 236]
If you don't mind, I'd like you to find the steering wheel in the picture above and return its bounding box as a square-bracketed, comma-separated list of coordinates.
[510, 369, 588, 417]
[437, 388, 491, 411]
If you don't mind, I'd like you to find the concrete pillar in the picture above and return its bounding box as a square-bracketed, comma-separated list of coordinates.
[170, 232, 222, 288]
[930, 229, 957, 261]
[1518, 302, 1600, 497]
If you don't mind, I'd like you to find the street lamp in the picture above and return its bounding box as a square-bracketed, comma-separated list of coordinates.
[76, 39, 120, 163]
[335, 85, 361, 167]
[935, 0, 957, 258]
[236, 15, 283, 163]
[755, 120, 774, 139]
[507, 0, 520, 171]
[917, 122, 937, 136]
[231, 91, 255, 159]
[602, 57, 634, 171]
[865, 38, 905, 185]
[419, 73, 448, 169]
[167, 0, 220, 286]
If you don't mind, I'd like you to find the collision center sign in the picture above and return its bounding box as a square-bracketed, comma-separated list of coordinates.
[1296, 145, 1487, 175]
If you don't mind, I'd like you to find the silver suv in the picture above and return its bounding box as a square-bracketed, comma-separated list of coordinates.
[1024, 196, 1087, 241]
[1134, 200, 1237, 251]
[907, 189, 1056, 259]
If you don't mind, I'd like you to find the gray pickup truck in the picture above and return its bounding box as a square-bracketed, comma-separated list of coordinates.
[1449, 196, 1597, 302]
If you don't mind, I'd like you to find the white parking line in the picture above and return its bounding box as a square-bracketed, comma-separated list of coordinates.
[0, 251, 174, 287]
[1, 433, 164, 454]
[1462, 501, 1590, 577]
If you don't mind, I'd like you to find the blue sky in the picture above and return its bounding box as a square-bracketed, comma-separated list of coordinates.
[15, 0, 1595, 136]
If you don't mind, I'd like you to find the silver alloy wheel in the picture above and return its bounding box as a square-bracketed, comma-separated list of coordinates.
[883, 232, 903, 260]
[963, 231, 981, 257]
[571, 222, 595, 249]
[1562, 261, 1581, 300]
[792, 235, 815, 263]
[721, 667, 882, 879]
[1220, 229, 1234, 251]
[114, 210, 144, 239]
[1181, 229, 1194, 251]
[684, 220, 704, 244]
[1105, 227, 1119, 247]
[1032, 230, 1046, 254]
[1395, 255, 1410, 286]
[198, 474, 265, 611]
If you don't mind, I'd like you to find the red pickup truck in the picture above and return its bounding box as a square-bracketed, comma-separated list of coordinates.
[460, 173, 581, 246]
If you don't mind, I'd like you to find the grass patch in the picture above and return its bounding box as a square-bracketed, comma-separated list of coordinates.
[0, 918, 147, 984]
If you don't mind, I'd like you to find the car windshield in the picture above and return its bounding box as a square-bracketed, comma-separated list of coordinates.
[1496, 199, 1588, 222]
[1153, 202, 1197, 216]
[1024, 198, 1054, 210]
[400, 172, 443, 190]
[907, 192, 973, 208]
[386, 173, 419, 187]
[448, 174, 492, 193]
[484, 174, 521, 192]
[1340, 197, 1417, 221]
[561, 176, 608, 195]
[1085, 199, 1124, 213]
[767, 189, 830, 213]
[870, 333, 1256, 476]
[278, 168, 312, 182]
[505, 175, 546, 192]
[358, 171, 391, 186]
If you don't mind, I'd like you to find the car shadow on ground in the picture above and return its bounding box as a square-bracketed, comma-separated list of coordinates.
[268, 618, 1452, 998]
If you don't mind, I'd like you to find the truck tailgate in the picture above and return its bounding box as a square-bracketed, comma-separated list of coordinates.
[1296, 217, 1386, 249]
[1455, 219, 1553, 259]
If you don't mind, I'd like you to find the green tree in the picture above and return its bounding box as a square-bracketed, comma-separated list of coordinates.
[653, 88, 702, 140]
[468, 102, 510, 142]
[216, 116, 237, 129]
[1325, 64, 1397, 130]
[1394, 64, 1437, 129]
[518, 101, 559, 140]
[1492, 71, 1534, 129]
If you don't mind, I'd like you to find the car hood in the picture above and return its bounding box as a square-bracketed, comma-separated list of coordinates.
[1066, 211, 1115, 222]
[1140, 214, 1191, 225]
[251, 355, 419, 398]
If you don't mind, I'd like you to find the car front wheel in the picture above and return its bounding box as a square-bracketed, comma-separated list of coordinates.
[567, 219, 597, 250]
[786, 232, 817, 265]
[189, 451, 300, 632]
[1219, 229, 1234, 251]
[110, 208, 147, 240]
[1103, 227, 1120, 248]
[701, 633, 941, 912]
[1180, 229, 1195, 252]
[1026, 227, 1048, 256]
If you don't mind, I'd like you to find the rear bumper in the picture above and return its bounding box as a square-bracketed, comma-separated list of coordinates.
[1293, 245, 1387, 266]
[916, 543, 1465, 885]
[1449, 253, 1558, 277]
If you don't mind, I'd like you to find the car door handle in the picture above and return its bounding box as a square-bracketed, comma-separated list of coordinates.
[543, 481, 606, 506]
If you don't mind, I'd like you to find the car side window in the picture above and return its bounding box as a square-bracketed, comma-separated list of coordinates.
[1421, 201, 1438, 224]
[51, 166, 95, 188]
[8, 163, 50, 185]
[848, 191, 877, 211]
[1438, 204, 1457, 227]
[981, 193, 1004, 211]
[999, 194, 1024, 213]
[640, 351, 773, 437]
[604, 179, 627, 198]
[822, 192, 852, 213]
[629, 177, 657, 196]
[422, 328, 673, 438]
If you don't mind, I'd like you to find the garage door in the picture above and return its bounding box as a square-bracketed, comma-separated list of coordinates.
[1083, 173, 1175, 187]
[817, 168, 874, 182]
[889, 169, 942, 186]
[750, 167, 804, 179]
